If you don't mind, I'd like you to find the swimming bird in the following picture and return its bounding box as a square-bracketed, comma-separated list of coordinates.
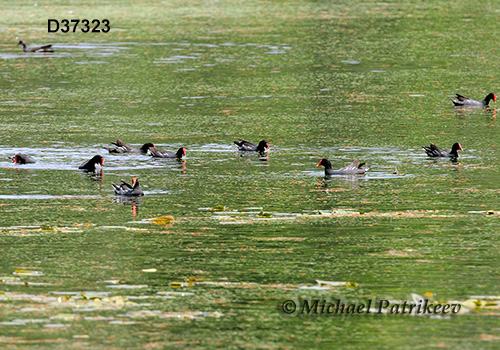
[422, 142, 462, 158]
[317, 158, 370, 175]
[18, 40, 54, 53]
[79, 155, 103, 174]
[9, 153, 36, 164]
[104, 139, 155, 154]
[449, 93, 495, 107]
[234, 139, 269, 153]
[112, 177, 144, 196]
[149, 146, 186, 159]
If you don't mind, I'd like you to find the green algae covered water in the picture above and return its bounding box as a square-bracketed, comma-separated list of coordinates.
[0, 0, 500, 348]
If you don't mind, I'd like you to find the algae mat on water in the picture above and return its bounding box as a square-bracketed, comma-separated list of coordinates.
[0, 0, 500, 349]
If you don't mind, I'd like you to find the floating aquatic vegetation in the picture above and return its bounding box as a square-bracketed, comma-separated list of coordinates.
[13, 270, 43, 277]
[98, 280, 124, 285]
[195, 281, 259, 288]
[0, 225, 83, 236]
[97, 226, 149, 232]
[159, 311, 223, 320]
[188, 207, 467, 226]
[0, 291, 139, 312]
[3, 280, 52, 286]
[384, 249, 420, 258]
[297, 209, 465, 219]
[0, 276, 20, 282]
[105, 284, 148, 290]
[316, 280, 358, 288]
[461, 296, 500, 311]
[250, 237, 305, 242]
[100, 226, 151, 232]
[146, 215, 174, 225]
[141, 268, 157, 273]
[0, 292, 58, 303]
[133, 215, 175, 226]
[157, 291, 195, 297]
[170, 277, 197, 288]
[198, 205, 227, 212]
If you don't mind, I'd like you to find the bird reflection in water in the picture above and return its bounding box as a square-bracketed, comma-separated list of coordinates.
[235, 152, 270, 165]
[85, 172, 103, 183]
[452, 106, 496, 120]
[113, 196, 143, 217]
[151, 157, 187, 173]
[318, 174, 365, 190]
[178, 159, 186, 173]
[259, 153, 269, 162]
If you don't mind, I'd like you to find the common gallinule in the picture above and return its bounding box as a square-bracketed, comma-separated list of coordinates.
[449, 93, 495, 107]
[317, 158, 370, 175]
[149, 146, 186, 159]
[18, 40, 54, 53]
[112, 177, 144, 196]
[104, 139, 155, 154]
[422, 142, 462, 158]
[234, 139, 269, 153]
[79, 155, 103, 174]
[9, 153, 36, 164]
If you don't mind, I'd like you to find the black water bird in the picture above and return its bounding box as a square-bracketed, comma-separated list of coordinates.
[79, 155, 103, 174]
[422, 142, 462, 158]
[9, 153, 36, 164]
[112, 177, 144, 196]
[449, 93, 495, 107]
[149, 146, 186, 159]
[18, 40, 54, 53]
[317, 158, 370, 175]
[234, 139, 269, 153]
[104, 139, 155, 154]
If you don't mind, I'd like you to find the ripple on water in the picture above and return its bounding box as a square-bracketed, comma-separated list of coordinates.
[0, 195, 102, 200]
[75, 61, 109, 65]
[1, 41, 292, 63]
[0, 146, 175, 172]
